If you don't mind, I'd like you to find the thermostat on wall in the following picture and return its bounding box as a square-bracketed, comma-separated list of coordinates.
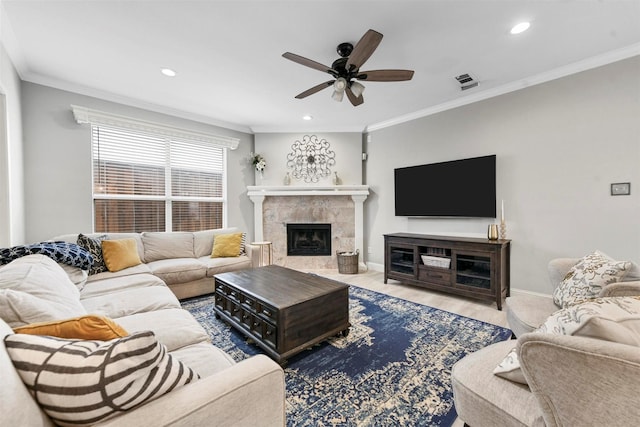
[611, 182, 631, 196]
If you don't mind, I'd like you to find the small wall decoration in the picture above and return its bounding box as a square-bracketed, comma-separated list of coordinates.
[287, 135, 336, 183]
[611, 182, 631, 196]
[250, 152, 266, 173]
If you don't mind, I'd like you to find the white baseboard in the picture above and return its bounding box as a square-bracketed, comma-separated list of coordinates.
[367, 262, 384, 272]
[509, 288, 552, 298]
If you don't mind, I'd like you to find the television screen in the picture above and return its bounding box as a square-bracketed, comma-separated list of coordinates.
[394, 155, 496, 218]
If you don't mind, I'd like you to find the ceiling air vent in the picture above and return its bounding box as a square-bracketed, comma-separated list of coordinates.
[455, 73, 479, 91]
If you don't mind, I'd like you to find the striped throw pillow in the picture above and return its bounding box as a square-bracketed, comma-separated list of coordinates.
[4, 331, 199, 426]
[240, 232, 247, 255]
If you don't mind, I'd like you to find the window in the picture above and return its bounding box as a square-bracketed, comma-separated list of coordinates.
[92, 125, 225, 233]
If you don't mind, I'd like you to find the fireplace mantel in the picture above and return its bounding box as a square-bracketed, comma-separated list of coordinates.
[247, 185, 369, 269]
[247, 185, 369, 198]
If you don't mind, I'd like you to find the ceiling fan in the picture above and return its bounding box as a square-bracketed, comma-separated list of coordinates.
[282, 29, 414, 106]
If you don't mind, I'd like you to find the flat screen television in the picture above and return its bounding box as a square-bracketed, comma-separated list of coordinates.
[394, 155, 496, 218]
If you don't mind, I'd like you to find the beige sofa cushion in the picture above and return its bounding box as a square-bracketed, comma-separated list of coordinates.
[81, 285, 181, 318]
[171, 342, 235, 378]
[193, 227, 239, 258]
[505, 293, 558, 338]
[87, 263, 152, 283]
[452, 339, 545, 427]
[81, 272, 165, 299]
[59, 263, 89, 290]
[142, 232, 195, 262]
[147, 258, 207, 285]
[199, 255, 252, 277]
[115, 308, 210, 352]
[0, 255, 86, 328]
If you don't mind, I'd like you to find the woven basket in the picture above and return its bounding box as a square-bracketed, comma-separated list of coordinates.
[421, 255, 451, 269]
[337, 250, 359, 274]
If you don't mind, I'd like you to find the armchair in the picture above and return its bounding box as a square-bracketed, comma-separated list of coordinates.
[505, 258, 640, 337]
[452, 257, 640, 426]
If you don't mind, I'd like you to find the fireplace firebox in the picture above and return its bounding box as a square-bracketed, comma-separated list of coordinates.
[287, 223, 331, 256]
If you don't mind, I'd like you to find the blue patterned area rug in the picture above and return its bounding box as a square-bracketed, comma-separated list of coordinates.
[181, 285, 511, 426]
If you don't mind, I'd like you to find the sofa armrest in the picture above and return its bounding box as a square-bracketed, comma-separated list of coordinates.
[599, 280, 640, 297]
[518, 333, 640, 427]
[98, 355, 285, 427]
[245, 243, 261, 268]
[547, 258, 579, 291]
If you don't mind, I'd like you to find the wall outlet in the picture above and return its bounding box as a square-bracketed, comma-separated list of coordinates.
[368, 246, 373, 254]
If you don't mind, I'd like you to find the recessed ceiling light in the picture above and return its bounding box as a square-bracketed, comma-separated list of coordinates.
[510, 22, 531, 35]
[161, 68, 177, 77]
[302, 115, 313, 121]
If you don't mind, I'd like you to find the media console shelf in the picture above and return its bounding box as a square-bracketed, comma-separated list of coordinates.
[384, 233, 511, 310]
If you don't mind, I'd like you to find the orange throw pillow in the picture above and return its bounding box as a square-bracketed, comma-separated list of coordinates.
[211, 233, 243, 258]
[101, 238, 142, 272]
[14, 315, 129, 340]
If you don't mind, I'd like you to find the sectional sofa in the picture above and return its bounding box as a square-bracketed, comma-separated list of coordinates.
[0, 229, 285, 426]
[54, 227, 261, 300]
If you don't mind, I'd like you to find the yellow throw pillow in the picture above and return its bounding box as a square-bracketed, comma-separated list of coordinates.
[211, 232, 243, 258]
[101, 238, 142, 272]
[13, 314, 129, 340]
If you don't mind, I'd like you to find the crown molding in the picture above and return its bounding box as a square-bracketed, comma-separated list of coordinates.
[365, 43, 640, 133]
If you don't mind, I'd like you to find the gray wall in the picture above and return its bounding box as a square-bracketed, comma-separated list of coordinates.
[0, 40, 24, 246]
[21, 82, 255, 242]
[365, 56, 640, 294]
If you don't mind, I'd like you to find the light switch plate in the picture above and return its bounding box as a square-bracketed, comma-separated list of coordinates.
[611, 182, 631, 196]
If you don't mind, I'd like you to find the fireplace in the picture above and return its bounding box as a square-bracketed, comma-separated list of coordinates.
[287, 223, 331, 256]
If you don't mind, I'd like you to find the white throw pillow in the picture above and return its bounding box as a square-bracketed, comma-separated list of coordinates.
[552, 250, 632, 308]
[494, 296, 640, 384]
[4, 331, 199, 426]
[0, 254, 86, 327]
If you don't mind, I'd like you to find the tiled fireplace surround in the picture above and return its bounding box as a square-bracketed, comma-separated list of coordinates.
[247, 186, 369, 270]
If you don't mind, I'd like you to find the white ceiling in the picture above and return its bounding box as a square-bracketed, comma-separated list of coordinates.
[2, 1, 640, 134]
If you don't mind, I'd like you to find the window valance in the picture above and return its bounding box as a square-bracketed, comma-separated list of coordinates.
[71, 105, 240, 150]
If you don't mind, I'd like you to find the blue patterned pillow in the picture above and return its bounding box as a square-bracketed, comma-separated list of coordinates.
[0, 242, 93, 270]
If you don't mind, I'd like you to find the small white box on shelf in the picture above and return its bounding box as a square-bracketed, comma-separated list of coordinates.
[421, 255, 451, 269]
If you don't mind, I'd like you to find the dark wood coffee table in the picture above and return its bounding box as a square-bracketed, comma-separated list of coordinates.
[213, 265, 350, 366]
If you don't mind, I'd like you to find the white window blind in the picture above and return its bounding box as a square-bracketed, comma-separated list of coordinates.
[92, 125, 225, 233]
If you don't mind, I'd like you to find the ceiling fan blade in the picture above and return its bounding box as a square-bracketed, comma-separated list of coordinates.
[346, 29, 383, 71]
[295, 80, 334, 99]
[346, 87, 364, 106]
[282, 52, 336, 74]
[357, 69, 415, 82]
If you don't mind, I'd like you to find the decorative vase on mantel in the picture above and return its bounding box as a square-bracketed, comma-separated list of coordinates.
[283, 172, 291, 186]
[332, 172, 341, 185]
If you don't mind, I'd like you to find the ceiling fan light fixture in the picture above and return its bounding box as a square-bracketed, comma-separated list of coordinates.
[333, 77, 347, 93]
[350, 81, 365, 98]
[332, 90, 344, 102]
